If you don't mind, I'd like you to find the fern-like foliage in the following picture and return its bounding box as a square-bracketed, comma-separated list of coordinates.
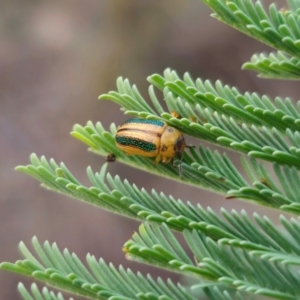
[2, 237, 196, 300]
[204, 0, 300, 79]
[125, 223, 300, 299]
[243, 51, 300, 79]
[2, 0, 300, 300]
[99, 71, 300, 170]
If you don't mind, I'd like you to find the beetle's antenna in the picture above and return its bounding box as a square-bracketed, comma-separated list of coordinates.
[179, 154, 183, 179]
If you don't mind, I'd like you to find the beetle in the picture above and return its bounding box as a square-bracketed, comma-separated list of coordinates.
[115, 118, 187, 166]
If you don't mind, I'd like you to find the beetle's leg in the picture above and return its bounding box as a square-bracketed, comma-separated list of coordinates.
[162, 157, 172, 164]
[177, 155, 184, 179]
[154, 154, 161, 165]
[167, 157, 173, 164]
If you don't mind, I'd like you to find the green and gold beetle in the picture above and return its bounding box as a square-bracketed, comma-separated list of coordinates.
[115, 118, 187, 165]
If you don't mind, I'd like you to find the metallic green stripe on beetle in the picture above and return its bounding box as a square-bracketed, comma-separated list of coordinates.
[115, 118, 186, 166]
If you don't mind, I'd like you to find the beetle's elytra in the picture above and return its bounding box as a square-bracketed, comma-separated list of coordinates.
[115, 118, 186, 165]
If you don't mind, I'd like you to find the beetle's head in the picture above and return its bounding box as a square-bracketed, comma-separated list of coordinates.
[161, 126, 186, 156]
[174, 134, 186, 179]
[174, 135, 186, 157]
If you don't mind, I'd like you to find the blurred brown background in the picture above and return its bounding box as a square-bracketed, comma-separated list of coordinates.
[1, 0, 298, 299]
